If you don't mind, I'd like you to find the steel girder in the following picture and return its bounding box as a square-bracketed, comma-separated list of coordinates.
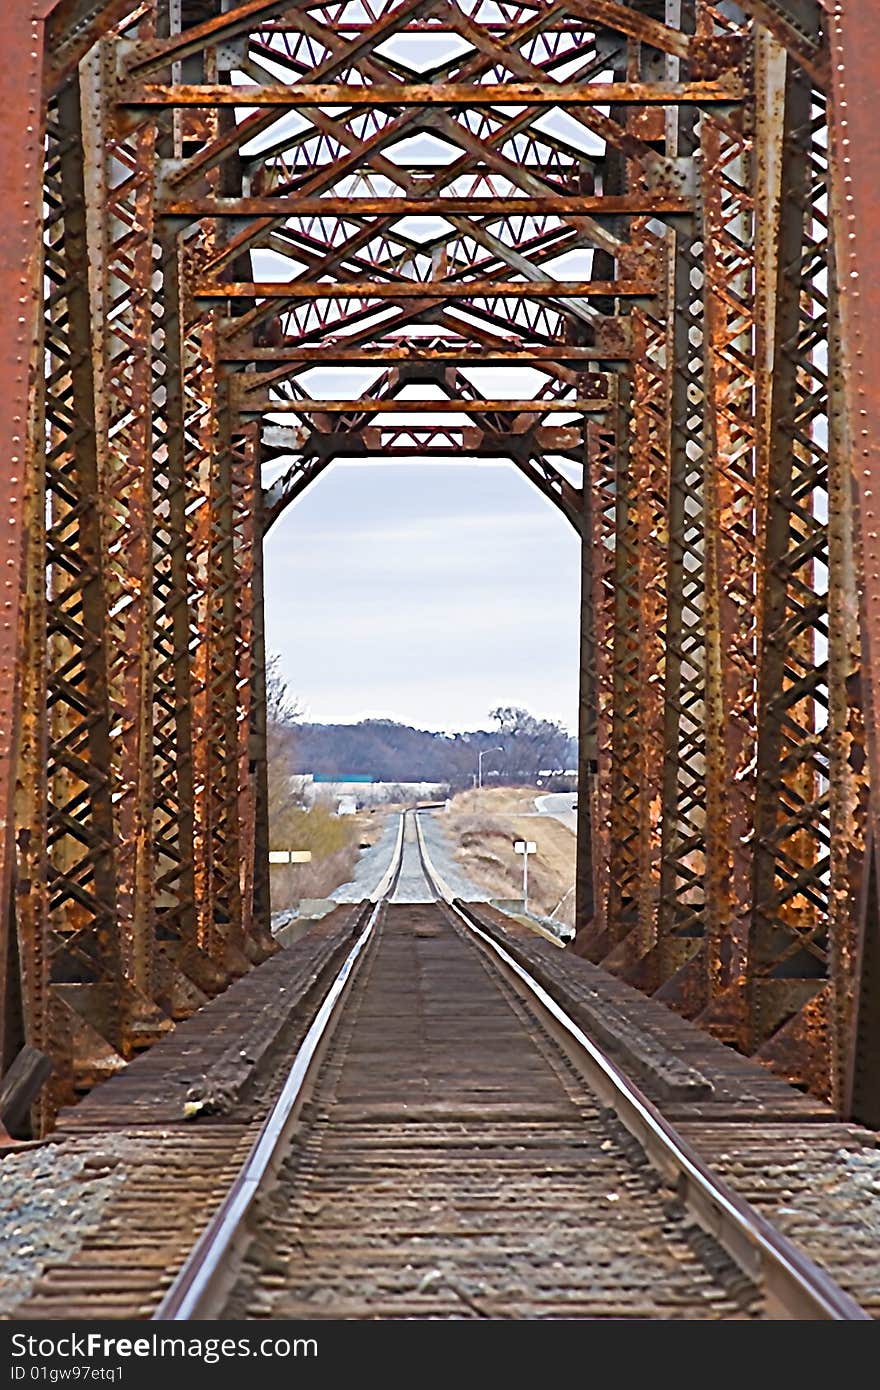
[827, 1, 880, 1127]
[0, 0, 877, 1129]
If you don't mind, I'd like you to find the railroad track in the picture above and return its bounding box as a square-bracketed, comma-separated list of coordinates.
[152, 811, 869, 1321]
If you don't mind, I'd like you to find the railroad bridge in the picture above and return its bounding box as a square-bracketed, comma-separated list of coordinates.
[0, 0, 879, 1323]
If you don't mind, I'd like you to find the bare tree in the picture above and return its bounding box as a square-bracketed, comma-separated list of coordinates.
[266, 653, 301, 726]
[489, 706, 572, 782]
[265, 654, 303, 842]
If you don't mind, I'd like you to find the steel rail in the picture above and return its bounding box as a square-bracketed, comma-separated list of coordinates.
[152, 811, 409, 1321]
[410, 813, 871, 1322]
[370, 809, 406, 902]
[154, 805, 869, 1321]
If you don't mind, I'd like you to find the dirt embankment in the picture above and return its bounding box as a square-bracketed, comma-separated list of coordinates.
[437, 787, 576, 927]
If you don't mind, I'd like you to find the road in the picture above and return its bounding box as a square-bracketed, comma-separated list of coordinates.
[535, 792, 577, 832]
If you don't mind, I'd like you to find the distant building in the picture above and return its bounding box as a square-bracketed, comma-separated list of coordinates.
[313, 773, 374, 783]
[304, 778, 449, 808]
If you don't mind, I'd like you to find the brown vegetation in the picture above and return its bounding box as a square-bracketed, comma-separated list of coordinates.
[268, 803, 360, 910]
[437, 787, 576, 928]
[265, 658, 374, 913]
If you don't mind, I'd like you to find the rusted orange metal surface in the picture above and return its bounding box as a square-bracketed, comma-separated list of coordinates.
[827, 0, 880, 1126]
[0, 0, 876, 1133]
[0, 3, 57, 1089]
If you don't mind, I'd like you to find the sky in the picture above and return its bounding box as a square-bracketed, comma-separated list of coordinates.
[262, 461, 581, 734]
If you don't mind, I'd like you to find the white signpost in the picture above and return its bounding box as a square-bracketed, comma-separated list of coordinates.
[514, 840, 537, 913]
[268, 850, 313, 865]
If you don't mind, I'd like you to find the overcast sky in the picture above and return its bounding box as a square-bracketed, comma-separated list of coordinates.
[262, 461, 581, 734]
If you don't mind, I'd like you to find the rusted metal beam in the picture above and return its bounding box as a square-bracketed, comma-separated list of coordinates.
[262, 422, 583, 453]
[747, 62, 837, 1096]
[41, 74, 127, 1111]
[82, 37, 163, 1036]
[564, 0, 692, 60]
[121, 79, 747, 107]
[14, 268, 48, 1122]
[44, 1, 142, 95]
[124, 0, 704, 79]
[600, 366, 643, 960]
[734, 1, 827, 87]
[247, 477, 271, 940]
[189, 315, 252, 976]
[125, 0, 334, 76]
[0, 6, 60, 1096]
[219, 343, 630, 364]
[230, 424, 274, 962]
[197, 279, 656, 301]
[259, 424, 586, 532]
[163, 195, 696, 218]
[654, 89, 708, 1002]
[575, 399, 604, 936]
[630, 309, 668, 976]
[575, 411, 617, 946]
[827, 0, 880, 1125]
[254, 0, 701, 59]
[233, 395, 611, 415]
[152, 232, 222, 1007]
[697, 107, 757, 1043]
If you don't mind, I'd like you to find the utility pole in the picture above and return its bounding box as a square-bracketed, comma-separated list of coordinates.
[478, 746, 503, 790]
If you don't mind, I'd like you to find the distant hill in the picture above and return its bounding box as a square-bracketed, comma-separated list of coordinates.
[289, 712, 576, 789]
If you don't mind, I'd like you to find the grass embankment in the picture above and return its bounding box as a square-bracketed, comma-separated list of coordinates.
[437, 786, 576, 928]
[268, 804, 386, 912]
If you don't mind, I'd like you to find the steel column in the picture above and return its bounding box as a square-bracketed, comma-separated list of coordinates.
[828, 0, 880, 1124]
[0, 5, 54, 1080]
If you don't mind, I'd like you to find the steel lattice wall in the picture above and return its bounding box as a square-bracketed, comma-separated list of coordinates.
[0, 0, 878, 1132]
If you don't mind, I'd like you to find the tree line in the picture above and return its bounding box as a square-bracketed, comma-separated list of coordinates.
[286, 710, 575, 789]
[264, 658, 575, 791]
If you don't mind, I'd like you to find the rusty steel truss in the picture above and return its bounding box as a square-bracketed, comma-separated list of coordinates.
[0, 0, 879, 1131]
